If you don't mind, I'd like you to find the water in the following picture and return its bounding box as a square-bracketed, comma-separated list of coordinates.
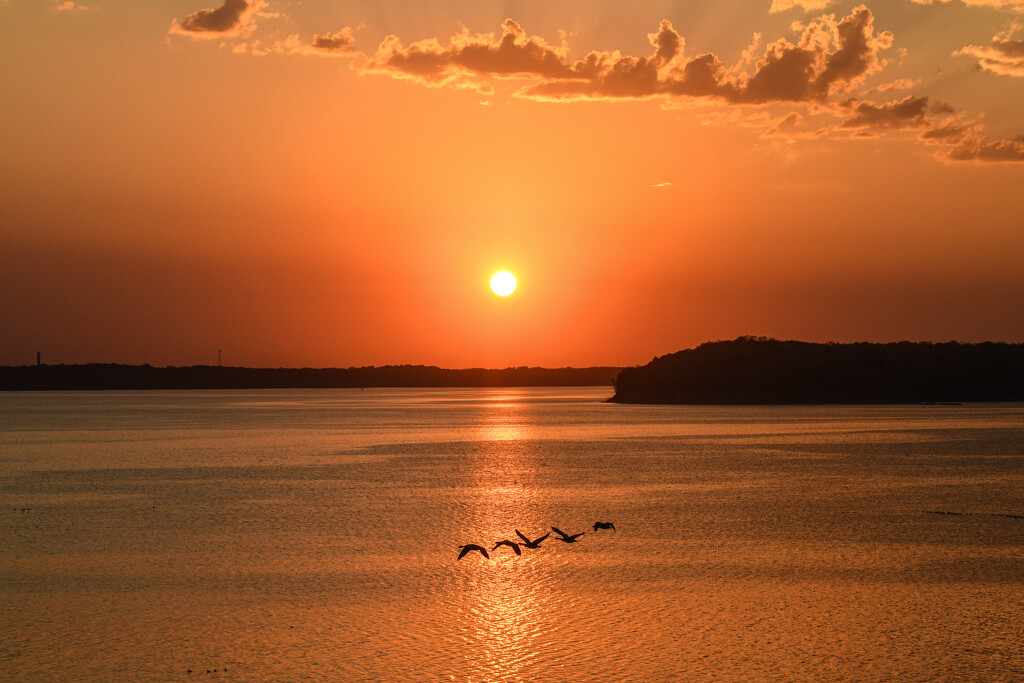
[2, 389, 1023, 681]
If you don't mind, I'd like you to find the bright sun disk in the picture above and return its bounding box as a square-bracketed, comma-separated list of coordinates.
[490, 271, 516, 296]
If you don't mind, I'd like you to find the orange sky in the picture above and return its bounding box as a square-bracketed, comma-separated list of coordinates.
[1, 0, 1022, 368]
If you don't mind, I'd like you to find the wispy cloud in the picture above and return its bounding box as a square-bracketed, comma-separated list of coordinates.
[814, 95, 1024, 162]
[949, 133, 1024, 160]
[54, 1, 91, 10]
[769, 0, 833, 13]
[954, 23, 1024, 75]
[868, 77, 922, 93]
[909, 0, 1024, 10]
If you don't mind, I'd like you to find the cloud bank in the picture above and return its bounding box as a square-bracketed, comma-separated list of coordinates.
[358, 8, 1024, 162]
[367, 7, 893, 105]
[772, 0, 1024, 10]
[169, 3, 1023, 163]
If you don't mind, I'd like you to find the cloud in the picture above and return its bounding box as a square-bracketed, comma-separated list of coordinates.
[54, 1, 90, 10]
[276, 28, 358, 57]
[365, 7, 893, 106]
[744, 6, 893, 102]
[546, 6, 890, 103]
[760, 111, 819, 138]
[825, 97, 1024, 162]
[837, 95, 932, 129]
[948, 133, 1024, 160]
[769, 0, 834, 13]
[920, 120, 971, 140]
[910, 0, 1024, 10]
[954, 29, 1024, 75]
[365, 18, 572, 88]
[311, 29, 356, 53]
[868, 77, 922, 93]
[169, 0, 266, 39]
[774, 0, 1024, 10]
[177, 7, 1014, 164]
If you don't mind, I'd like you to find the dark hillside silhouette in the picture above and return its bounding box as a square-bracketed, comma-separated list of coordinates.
[611, 337, 1024, 404]
[0, 363, 621, 391]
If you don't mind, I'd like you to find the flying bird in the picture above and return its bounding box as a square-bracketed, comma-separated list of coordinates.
[457, 544, 490, 560]
[492, 540, 522, 556]
[515, 529, 550, 549]
[593, 522, 616, 532]
[551, 526, 585, 543]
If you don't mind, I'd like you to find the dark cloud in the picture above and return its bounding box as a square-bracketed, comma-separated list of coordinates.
[274, 28, 358, 57]
[817, 6, 893, 92]
[829, 101, 1024, 163]
[454, 19, 573, 78]
[367, 19, 572, 86]
[741, 5, 894, 102]
[311, 29, 356, 53]
[170, 0, 264, 38]
[838, 95, 931, 129]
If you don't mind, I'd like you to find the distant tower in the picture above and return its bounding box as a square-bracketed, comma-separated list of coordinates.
[36, 352, 41, 366]
[218, 349, 222, 367]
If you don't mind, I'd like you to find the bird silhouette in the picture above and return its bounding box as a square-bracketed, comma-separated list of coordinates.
[593, 522, 616, 531]
[492, 540, 522, 556]
[457, 544, 490, 560]
[551, 526, 585, 543]
[515, 529, 550, 549]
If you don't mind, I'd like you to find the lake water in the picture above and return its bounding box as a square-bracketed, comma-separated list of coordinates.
[1, 388, 1023, 681]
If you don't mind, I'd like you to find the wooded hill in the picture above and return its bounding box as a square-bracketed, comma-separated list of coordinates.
[610, 337, 1024, 404]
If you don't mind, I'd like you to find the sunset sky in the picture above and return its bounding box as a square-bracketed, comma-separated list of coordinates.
[2, 0, 1022, 369]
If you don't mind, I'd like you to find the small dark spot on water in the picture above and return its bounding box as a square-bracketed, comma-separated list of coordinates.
[926, 510, 1024, 520]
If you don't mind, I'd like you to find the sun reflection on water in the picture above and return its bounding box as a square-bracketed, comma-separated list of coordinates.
[452, 390, 554, 680]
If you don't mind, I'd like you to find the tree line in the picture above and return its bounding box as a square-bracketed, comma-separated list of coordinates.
[610, 337, 1024, 404]
[0, 363, 621, 391]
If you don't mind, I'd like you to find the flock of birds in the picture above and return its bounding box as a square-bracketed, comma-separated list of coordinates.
[458, 522, 615, 560]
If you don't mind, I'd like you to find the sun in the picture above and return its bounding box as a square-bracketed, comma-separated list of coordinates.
[490, 271, 517, 296]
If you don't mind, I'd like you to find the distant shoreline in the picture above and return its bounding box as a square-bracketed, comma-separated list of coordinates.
[609, 338, 1024, 405]
[0, 364, 622, 391]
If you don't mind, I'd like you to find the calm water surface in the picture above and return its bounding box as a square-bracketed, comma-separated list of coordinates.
[1, 389, 1023, 681]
